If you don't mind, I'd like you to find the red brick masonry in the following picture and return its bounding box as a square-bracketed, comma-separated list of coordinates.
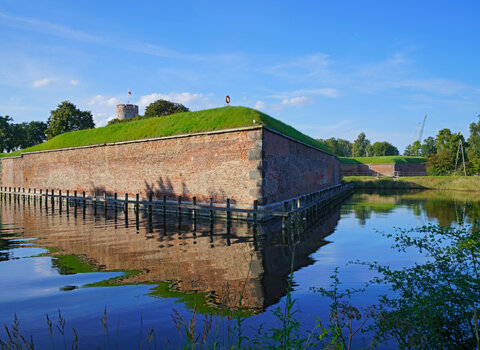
[1, 127, 340, 206]
[340, 163, 427, 176]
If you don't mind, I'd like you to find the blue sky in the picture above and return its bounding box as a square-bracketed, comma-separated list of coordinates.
[1, 0, 479, 151]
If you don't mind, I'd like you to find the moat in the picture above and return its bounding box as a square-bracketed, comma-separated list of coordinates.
[0, 189, 478, 348]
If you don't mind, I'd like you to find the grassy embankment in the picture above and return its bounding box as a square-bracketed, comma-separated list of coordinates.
[0, 106, 330, 158]
[338, 156, 427, 164]
[343, 175, 480, 192]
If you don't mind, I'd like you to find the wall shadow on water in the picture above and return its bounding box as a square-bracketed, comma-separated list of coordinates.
[0, 194, 341, 314]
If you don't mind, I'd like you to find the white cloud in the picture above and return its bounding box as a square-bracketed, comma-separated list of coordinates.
[137, 92, 203, 108]
[253, 101, 265, 110]
[32, 78, 53, 88]
[281, 96, 313, 107]
[272, 88, 341, 100]
[88, 95, 120, 107]
[300, 88, 340, 98]
[70, 79, 79, 86]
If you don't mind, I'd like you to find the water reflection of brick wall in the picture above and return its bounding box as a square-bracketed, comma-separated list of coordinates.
[1, 202, 340, 311]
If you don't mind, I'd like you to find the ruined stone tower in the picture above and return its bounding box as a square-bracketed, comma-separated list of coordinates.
[116, 104, 139, 120]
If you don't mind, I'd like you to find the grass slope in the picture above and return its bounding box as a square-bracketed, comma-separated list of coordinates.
[0, 106, 330, 157]
[343, 176, 480, 191]
[339, 156, 427, 164]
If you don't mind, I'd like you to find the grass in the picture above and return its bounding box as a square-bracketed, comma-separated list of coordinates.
[343, 175, 480, 191]
[0, 106, 330, 158]
[338, 156, 427, 164]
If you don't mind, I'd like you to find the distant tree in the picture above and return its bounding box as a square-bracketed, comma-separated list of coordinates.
[426, 149, 456, 175]
[0, 115, 13, 152]
[320, 137, 352, 156]
[45, 101, 94, 139]
[14, 121, 47, 149]
[404, 141, 421, 156]
[420, 137, 437, 157]
[371, 141, 399, 156]
[353, 132, 371, 157]
[435, 128, 465, 155]
[466, 115, 480, 160]
[468, 157, 480, 176]
[144, 99, 189, 118]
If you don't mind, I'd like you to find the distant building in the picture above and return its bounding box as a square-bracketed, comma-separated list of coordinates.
[116, 104, 139, 120]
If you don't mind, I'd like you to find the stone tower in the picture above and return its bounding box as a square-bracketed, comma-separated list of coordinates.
[116, 104, 139, 120]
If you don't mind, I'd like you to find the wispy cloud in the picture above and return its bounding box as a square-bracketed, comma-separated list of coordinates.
[0, 10, 225, 62]
[32, 77, 54, 88]
[281, 96, 313, 107]
[70, 79, 79, 86]
[137, 92, 205, 109]
[253, 101, 265, 110]
[88, 95, 120, 107]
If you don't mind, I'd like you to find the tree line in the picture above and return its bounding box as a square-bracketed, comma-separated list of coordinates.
[319, 133, 399, 157]
[403, 116, 480, 175]
[0, 99, 191, 154]
[0, 101, 95, 153]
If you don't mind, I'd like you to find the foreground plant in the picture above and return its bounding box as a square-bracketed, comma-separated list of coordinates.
[366, 224, 480, 349]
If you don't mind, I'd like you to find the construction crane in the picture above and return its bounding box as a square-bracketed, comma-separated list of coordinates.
[417, 115, 427, 143]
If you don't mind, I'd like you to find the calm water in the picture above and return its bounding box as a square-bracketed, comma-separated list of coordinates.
[0, 190, 478, 348]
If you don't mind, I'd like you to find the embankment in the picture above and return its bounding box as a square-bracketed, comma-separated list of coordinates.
[343, 176, 480, 191]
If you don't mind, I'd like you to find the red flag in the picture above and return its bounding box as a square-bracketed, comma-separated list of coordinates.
[128, 90, 132, 95]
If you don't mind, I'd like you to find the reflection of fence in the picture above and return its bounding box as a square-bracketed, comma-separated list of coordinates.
[0, 183, 354, 223]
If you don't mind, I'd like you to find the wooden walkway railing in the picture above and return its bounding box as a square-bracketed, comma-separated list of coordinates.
[0, 183, 354, 224]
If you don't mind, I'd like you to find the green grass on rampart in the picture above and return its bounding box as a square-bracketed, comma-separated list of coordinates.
[339, 156, 427, 164]
[343, 176, 480, 191]
[0, 106, 330, 158]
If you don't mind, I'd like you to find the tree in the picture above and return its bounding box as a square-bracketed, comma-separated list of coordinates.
[435, 128, 465, 155]
[426, 149, 455, 175]
[320, 137, 352, 156]
[0, 115, 13, 152]
[14, 121, 47, 149]
[45, 101, 94, 139]
[144, 99, 189, 118]
[467, 115, 480, 160]
[352, 132, 370, 157]
[371, 141, 399, 156]
[420, 136, 437, 157]
[404, 140, 421, 156]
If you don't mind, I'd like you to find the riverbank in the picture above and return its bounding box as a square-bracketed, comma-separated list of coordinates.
[342, 176, 480, 191]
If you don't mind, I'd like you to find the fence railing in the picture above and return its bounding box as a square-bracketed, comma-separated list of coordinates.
[0, 183, 354, 224]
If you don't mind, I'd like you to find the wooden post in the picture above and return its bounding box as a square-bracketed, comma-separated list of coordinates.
[163, 195, 167, 216]
[210, 198, 214, 220]
[192, 196, 197, 220]
[124, 193, 128, 212]
[148, 192, 153, 212]
[136, 193, 139, 212]
[114, 193, 117, 208]
[178, 196, 182, 216]
[253, 200, 258, 225]
[226, 198, 231, 223]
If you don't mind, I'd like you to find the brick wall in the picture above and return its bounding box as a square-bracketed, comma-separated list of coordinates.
[262, 129, 340, 204]
[1, 127, 341, 206]
[340, 162, 426, 176]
